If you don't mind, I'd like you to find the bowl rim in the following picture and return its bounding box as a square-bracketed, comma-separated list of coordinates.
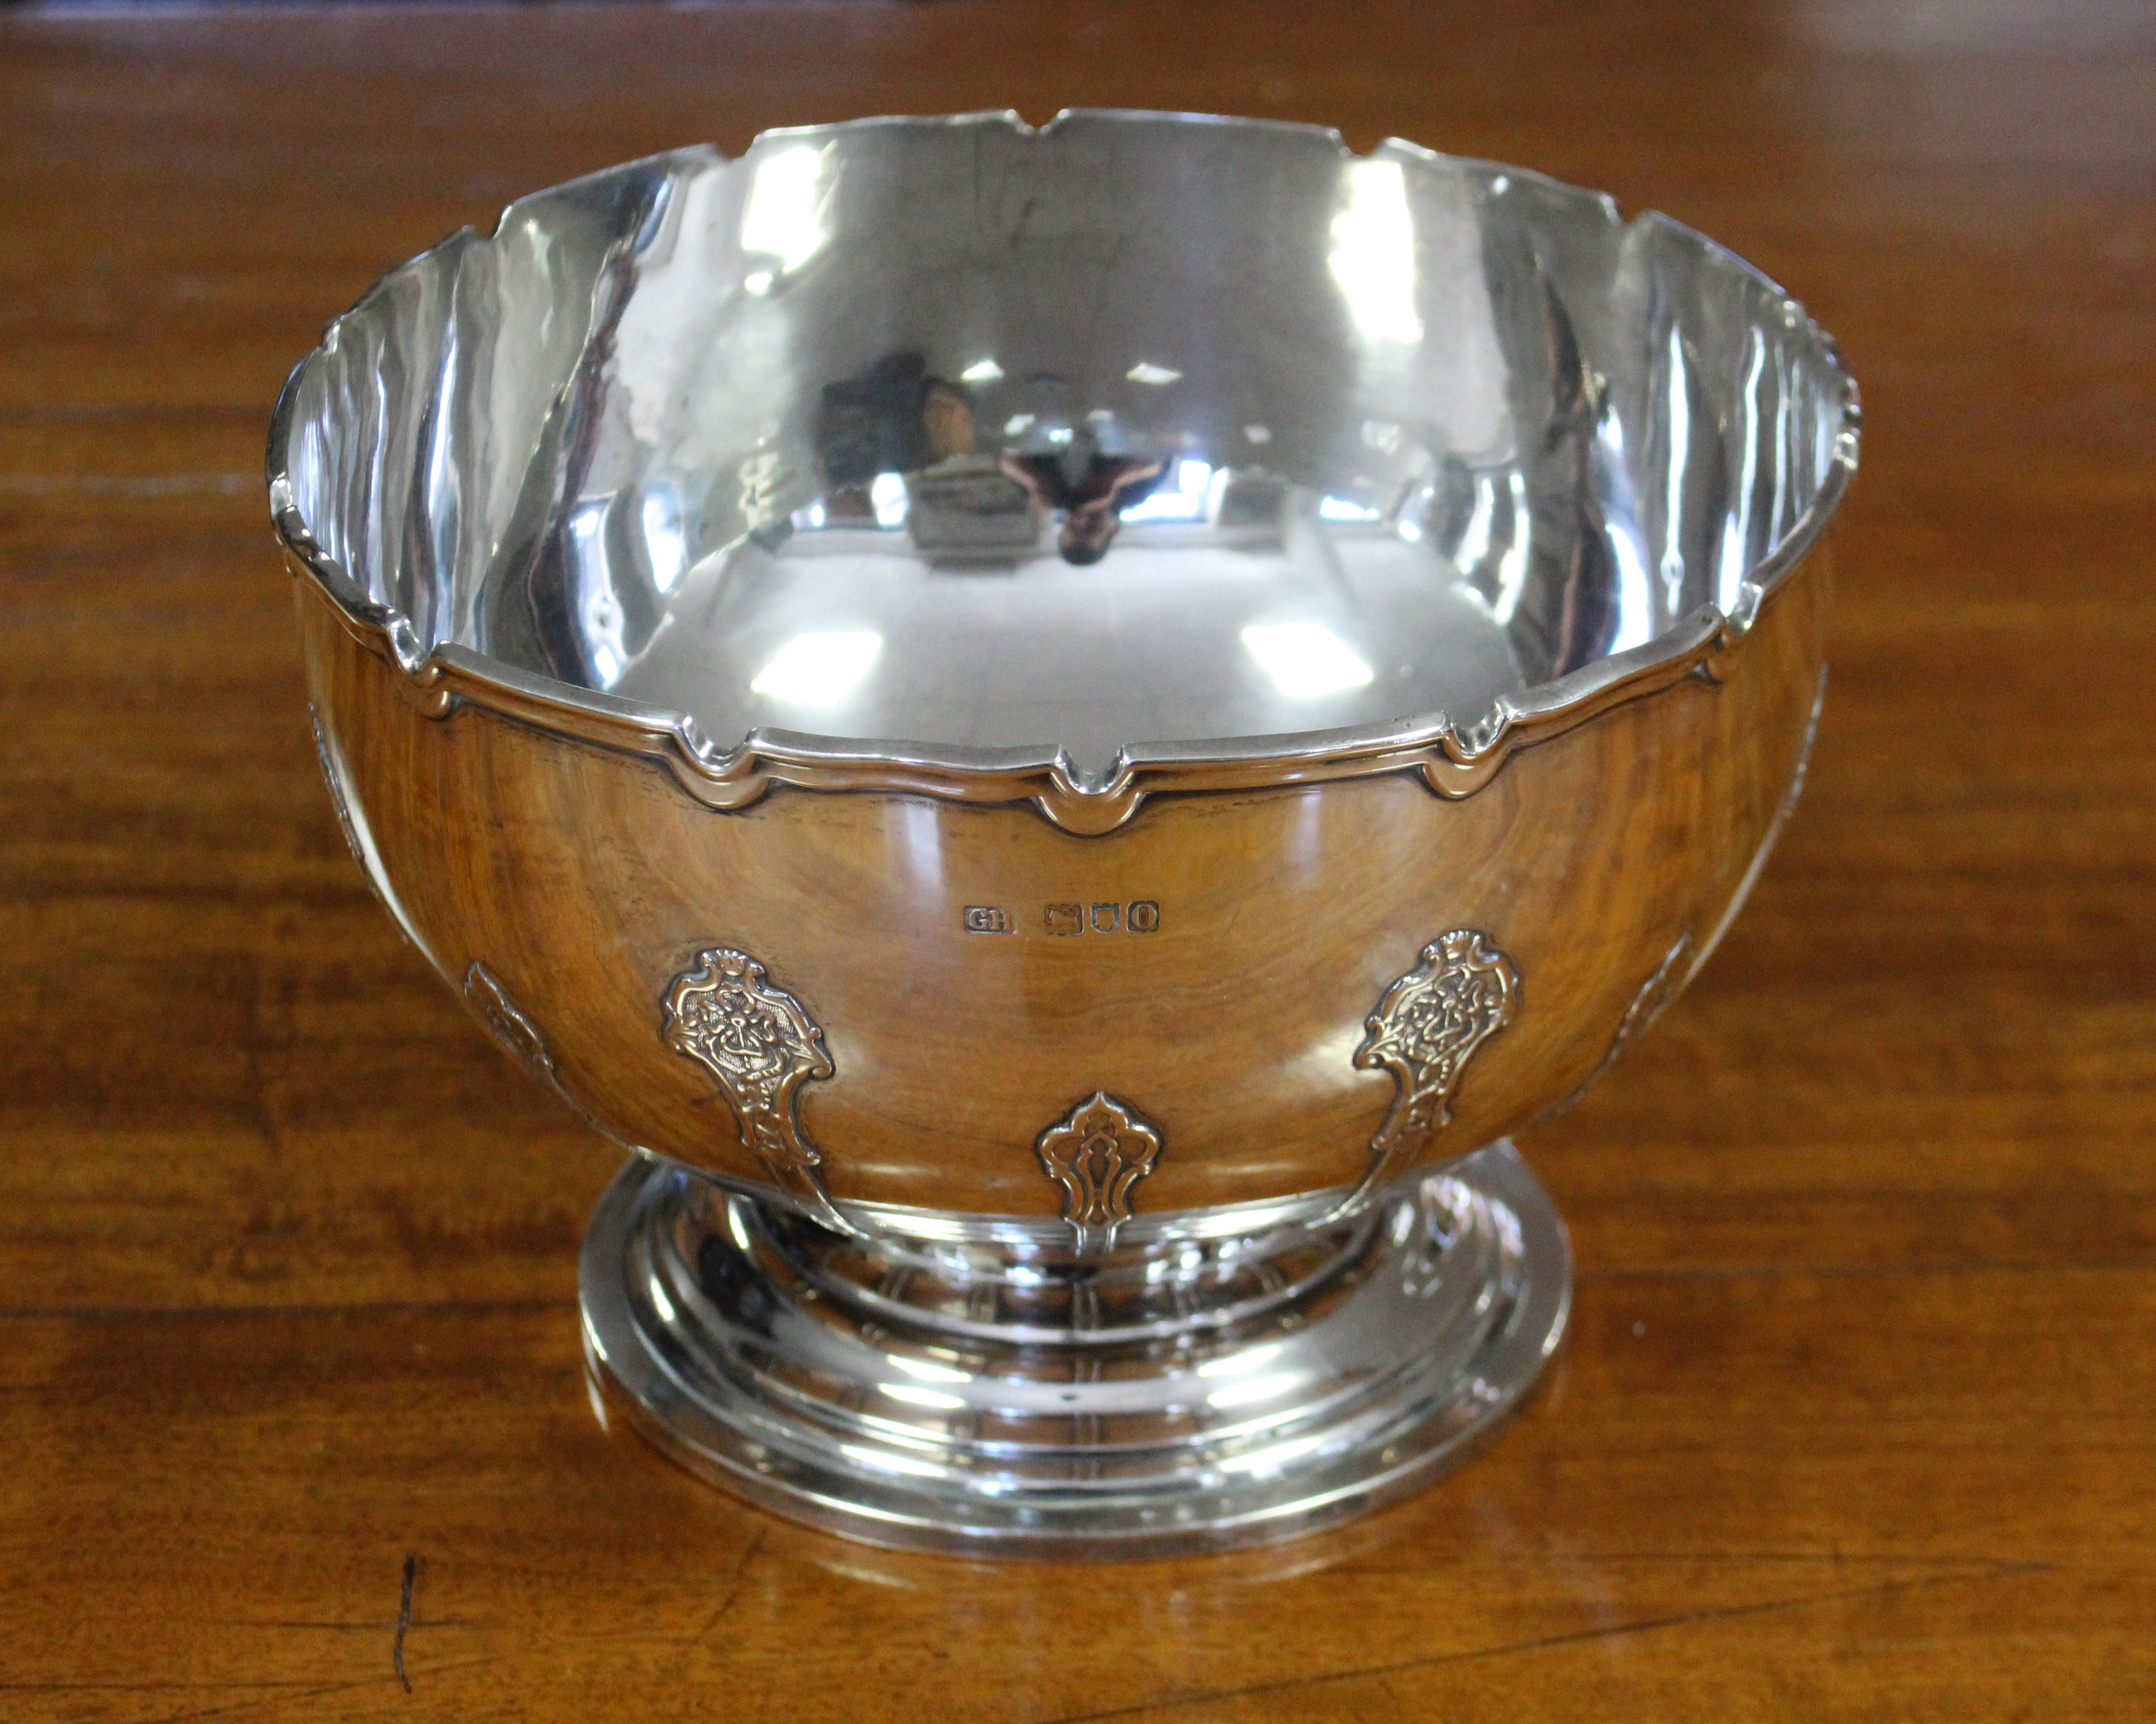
[267, 108, 1860, 835]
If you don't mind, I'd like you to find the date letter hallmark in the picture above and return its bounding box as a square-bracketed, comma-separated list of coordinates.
[1331, 930, 1520, 1218]
[661, 946, 860, 1237]
[1034, 1092, 1164, 1256]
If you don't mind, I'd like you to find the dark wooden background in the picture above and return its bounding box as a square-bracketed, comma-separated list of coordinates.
[3, 3, 2152, 1717]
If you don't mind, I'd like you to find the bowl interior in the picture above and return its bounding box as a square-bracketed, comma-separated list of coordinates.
[278, 111, 1853, 776]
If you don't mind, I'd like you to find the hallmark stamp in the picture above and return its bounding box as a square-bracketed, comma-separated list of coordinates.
[968, 902, 1165, 936]
[1044, 901, 1159, 936]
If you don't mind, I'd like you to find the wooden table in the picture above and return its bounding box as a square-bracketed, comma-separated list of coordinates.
[4, 4, 2151, 1717]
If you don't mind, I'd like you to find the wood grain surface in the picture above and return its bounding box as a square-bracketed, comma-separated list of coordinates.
[3, 3, 2152, 1717]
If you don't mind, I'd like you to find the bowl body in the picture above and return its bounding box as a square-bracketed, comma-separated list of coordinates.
[272, 111, 1855, 1551]
[272, 108, 1855, 1232]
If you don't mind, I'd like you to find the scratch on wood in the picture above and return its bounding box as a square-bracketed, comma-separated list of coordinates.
[1023, 1559, 2052, 1724]
[698, 1526, 768, 1641]
[0, 472, 255, 496]
[393, 1553, 419, 1694]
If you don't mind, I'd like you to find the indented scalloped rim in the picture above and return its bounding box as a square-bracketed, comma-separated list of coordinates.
[268, 110, 1861, 837]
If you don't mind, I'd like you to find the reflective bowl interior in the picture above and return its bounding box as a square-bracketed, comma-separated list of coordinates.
[278, 111, 1851, 779]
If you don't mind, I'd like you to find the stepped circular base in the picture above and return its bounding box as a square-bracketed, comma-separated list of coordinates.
[579, 1139, 1570, 1558]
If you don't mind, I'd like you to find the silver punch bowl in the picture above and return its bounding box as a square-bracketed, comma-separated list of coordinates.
[268, 111, 1859, 1557]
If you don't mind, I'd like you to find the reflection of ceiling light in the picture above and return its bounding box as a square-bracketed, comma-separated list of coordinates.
[1126, 361, 1182, 385]
[1493, 471, 1530, 624]
[740, 143, 830, 274]
[880, 1383, 967, 1411]
[960, 358, 1004, 384]
[641, 490, 687, 592]
[750, 631, 882, 704]
[1002, 413, 1035, 436]
[1244, 424, 1272, 444]
[570, 499, 627, 687]
[742, 270, 774, 295]
[839, 1442, 944, 1479]
[890, 1356, 970, 1383]
[1120, 457, 1214, 523]
[1329, 159, 1423, 343]
[1241, 622, 1375, 697]
[870, 471, 907, 528]
[1207, 1374, 1294, 1409]
[1318, 496, 1383, 524]
[1219, 1431, 1330, 1475]
[1197, 1344, 1279, 1378]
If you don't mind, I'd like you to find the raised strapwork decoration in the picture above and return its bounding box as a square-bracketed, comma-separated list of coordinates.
[1034, 1092, 1165, 1256]
[308, 706, 371, 888]
[1559, 930, 1694, 1113]
[465, 961, 558, 1087]
[1334, 930, 1520, 1217]
[463, 961, 613, 1136]
[661, 946, 859, 1237]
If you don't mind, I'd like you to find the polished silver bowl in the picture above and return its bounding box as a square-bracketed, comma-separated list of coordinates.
[270, 111, 1858, 1556]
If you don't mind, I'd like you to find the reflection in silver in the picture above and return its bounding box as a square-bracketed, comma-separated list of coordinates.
[748, 630, 881, 704]
[275, 111, 1854, 789]
[1329, 158, 1423, 343]
[738, 143, 831, 278]
[580, 1137, 1570, 1557]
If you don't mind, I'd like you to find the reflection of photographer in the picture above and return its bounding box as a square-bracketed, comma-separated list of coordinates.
[999, 439, 1165, 566]
[999, 374, 1169, 564]
[814, 355, 1170, 564]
